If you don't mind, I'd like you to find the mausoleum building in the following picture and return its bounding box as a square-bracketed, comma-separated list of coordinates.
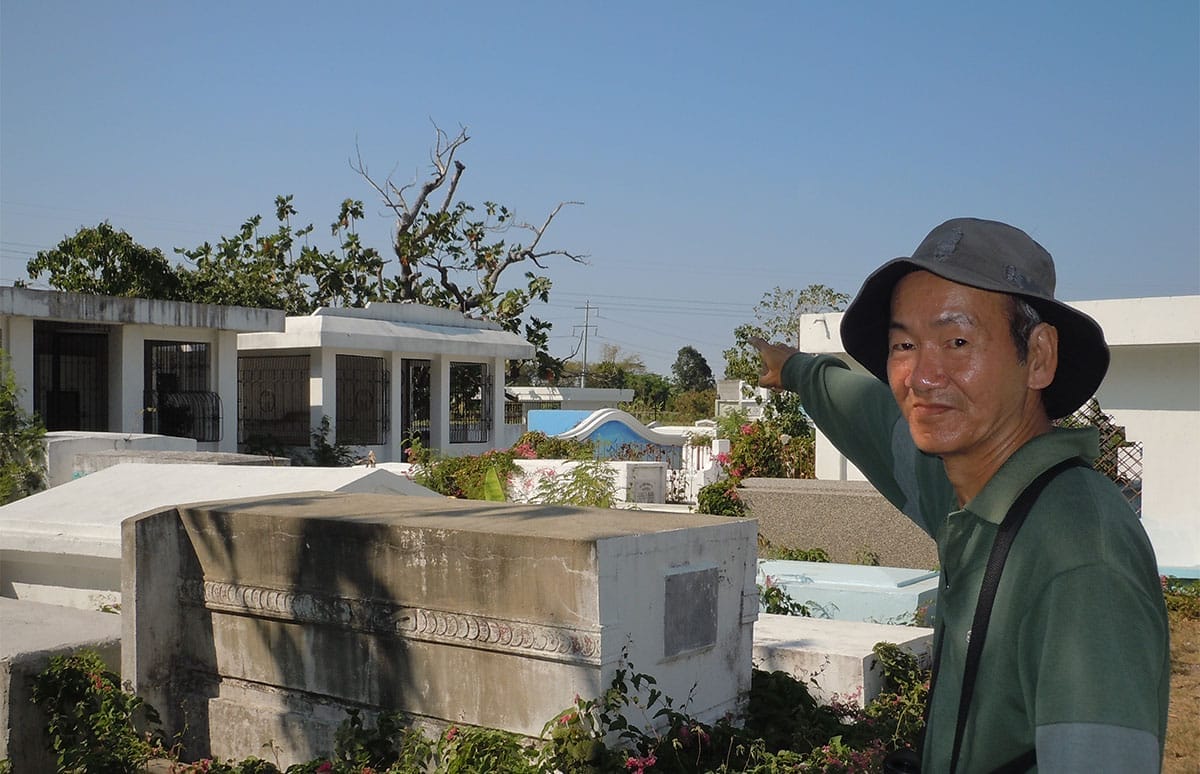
[0, 287, 283, 453]
[236, 302, 534, 461]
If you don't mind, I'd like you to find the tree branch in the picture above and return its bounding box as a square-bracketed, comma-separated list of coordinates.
[483, 201, 587, 284]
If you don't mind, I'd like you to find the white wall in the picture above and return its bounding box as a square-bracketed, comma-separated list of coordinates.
[117, 324, 238, 452]
[0, 315, 35, 414]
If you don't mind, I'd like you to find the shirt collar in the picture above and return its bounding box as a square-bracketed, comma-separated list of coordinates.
[958, 427, 1100, 525]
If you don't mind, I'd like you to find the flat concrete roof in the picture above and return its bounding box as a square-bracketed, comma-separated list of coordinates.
[0, 463, 438, 559]
[1, 286, 285, 333]
[239, 307, 534, 359]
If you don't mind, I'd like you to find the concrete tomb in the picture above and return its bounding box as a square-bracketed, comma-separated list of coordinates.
[0, 598, 122, 774]
[740, 478, 937, 569]
[0, 463, 437, 610]
[43, 431, 197, 488]
[752, 613, 934, 707]
[123, 493, 757, 766]
[757, 560, 939, 625]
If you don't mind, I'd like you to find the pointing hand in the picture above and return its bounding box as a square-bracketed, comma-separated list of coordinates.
[748, 337, 799, 390]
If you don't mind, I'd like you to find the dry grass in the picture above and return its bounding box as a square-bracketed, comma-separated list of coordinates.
[1164, 612, 1200, 773]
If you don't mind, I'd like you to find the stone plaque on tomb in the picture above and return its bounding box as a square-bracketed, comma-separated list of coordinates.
[123, 493, 757, 766]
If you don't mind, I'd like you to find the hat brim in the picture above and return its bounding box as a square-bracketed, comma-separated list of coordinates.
[839, 258, 1109, 420]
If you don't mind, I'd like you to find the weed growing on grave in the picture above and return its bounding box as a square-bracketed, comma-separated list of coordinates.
[0, 350, 46, 505]
[309, 416, 355, 467]
[763, 545, 832, 563]
[30, 649, 168, 773]
[538, 657, 752, 773]
[854, 546, 882, 566]
[758, 576, 812, 617]
[532, 457, 617, 508]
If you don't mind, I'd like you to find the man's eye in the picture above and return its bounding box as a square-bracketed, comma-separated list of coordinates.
[890, 342, 914, 352]
[951, 338, 968, 348]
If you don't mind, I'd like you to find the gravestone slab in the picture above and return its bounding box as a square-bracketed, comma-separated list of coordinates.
[752, 613, 934, 706]
[758, 560, 939, 625]
[0, 599, 122, 773]
[123, 493, 757, 766]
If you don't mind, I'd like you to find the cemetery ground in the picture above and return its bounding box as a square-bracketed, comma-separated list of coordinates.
[1166, 609, 1200, 773]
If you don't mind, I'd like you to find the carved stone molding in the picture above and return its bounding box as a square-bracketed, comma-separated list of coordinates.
[179, 579, 602, 665]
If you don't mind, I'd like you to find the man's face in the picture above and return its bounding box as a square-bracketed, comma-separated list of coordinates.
[886, 270, 1041, 462]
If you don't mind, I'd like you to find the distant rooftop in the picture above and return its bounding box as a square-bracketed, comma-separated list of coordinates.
[238, 302, 534, 359]
[0, 286, 285, 332]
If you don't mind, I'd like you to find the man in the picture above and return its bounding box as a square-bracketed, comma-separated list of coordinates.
[752, 218, 1169, 772]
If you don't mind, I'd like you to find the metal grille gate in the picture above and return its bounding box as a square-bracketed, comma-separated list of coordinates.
[143, 341, 221, 442]
[449, 363, 491, 444]
[33, 322, 109, 431]
[336, 354, 390, 446]
[238, 354, 311, 446]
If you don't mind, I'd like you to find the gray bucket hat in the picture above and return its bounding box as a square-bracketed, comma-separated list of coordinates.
[839, 217, 1109, 419]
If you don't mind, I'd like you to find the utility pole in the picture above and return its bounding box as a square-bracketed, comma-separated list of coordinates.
[573, 301, 597, 387]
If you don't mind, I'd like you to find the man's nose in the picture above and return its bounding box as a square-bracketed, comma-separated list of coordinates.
[907, 347, 945, 390]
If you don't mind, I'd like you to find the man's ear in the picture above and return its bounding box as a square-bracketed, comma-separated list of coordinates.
[1027, 322, 1058, 391]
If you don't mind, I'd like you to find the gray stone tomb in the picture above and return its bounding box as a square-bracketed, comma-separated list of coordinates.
[123, 492, 757, 766]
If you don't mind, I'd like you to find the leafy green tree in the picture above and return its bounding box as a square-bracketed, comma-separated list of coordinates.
[758, 284, 849, 345]
[723, 322, 772, 386]
[721, 284, 844, 440]
[671, 345, 714, 392]
[1, 352, 46, 504]
[626, 372, 673, 409]
[174, 195, 316, 313]
[26, 222, 184, 300]
[669, 387, 717, 422]
[583, 360, 628, 389]
[561, 344, 645, 389]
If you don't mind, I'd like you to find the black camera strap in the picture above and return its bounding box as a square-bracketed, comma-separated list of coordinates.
[940, 456, 1089, 774]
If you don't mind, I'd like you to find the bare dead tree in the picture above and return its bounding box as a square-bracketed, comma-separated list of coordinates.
[350, 123, 587, 318]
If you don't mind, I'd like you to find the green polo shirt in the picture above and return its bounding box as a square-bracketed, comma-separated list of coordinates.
[781, 353, 1169, 773]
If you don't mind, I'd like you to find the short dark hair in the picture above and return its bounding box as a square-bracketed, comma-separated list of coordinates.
[1007, 296, 1042, 364]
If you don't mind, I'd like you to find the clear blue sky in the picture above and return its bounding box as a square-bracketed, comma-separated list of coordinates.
[2, 2, 1197, 377]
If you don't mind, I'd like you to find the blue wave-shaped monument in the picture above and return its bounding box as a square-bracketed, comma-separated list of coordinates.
[527, 409, 684, 467]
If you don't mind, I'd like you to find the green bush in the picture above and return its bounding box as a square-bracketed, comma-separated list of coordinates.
[410, 437, 519, 501]
[30, 650, 166, 773]
[726, 421, 814, 481]
[513, 431, 595, 460]
[0, 351, 46, 505]
[308, 416, 355, 467]
[765, 545, 832, 563]
[759, 579, 812, 616]
[695, 478, 746, 517]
